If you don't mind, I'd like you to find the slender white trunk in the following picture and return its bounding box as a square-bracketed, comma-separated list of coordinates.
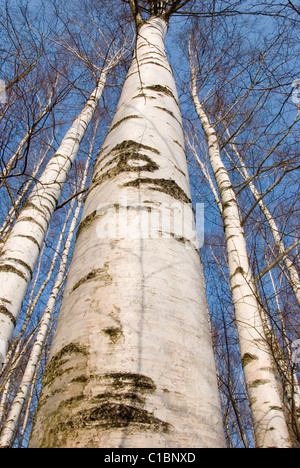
[29, 17, 225, 449]
[0, 150, 91, 448]
[227, 135, 300, 433]
[227, 137, 300, 307]
[0, 71, 107, 368]
[0, 138, 53, 245]
[191, 72, 292, 448]
[0, 83, 58, 186]
[0, 199, 75, 375]
[187, 137, 223, 212]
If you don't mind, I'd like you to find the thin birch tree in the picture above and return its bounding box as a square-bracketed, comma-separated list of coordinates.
[0, 37, 129, 368]
[189, 45, 293, 448]
[0, 127, 94, 448]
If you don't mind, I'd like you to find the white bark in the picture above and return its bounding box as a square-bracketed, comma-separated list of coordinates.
[29, 17, 225, 449]
[226, 134, 300, 433]
[187, 136, 223, 213]
[191, 69, 292, 448]
[0, 138, 54, 245]
[0, 148, 91, 448]
[227, 136, 300, 308]
[0, 70, 108, 369]
[0, 199, 75, 375]
[0, 81, 59, 187]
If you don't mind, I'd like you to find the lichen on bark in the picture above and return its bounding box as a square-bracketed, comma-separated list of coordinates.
[123, 177, 191, 204]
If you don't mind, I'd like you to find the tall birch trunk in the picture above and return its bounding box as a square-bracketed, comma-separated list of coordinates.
[0, 197, 75, 375]
[227, 136, 300, 308]
[226, 137, 300, 433]
[190, 69, 292, 448]
[0, 70, 107, 369]
[29, 17, 226, 449]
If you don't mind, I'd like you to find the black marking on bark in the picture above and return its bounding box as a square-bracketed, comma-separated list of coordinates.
[169, 232, 195, 248]
[138, 60, 170, 72]
[15, 235, 41, 250]
[132, 93, 149, 99]
[136, 44, 165, 57]
[0, 305, 16, 326]
[0, 297, 11, 304]
[55, 372, 171, 433]
[230, 266, 245, 280]
[92, 153, 159, 187]
[109, 140, 160, 155]
[226, 234, 237, 241]
[242, 353, 258, 368]
[123, 177, 191, 204]
[37, 370, 171, 447]
[248, 379, 270, 389]
[92, 392, 145, 406]
[76, 210, 99, 239]
[108, 115, 142, 134]
[154, 106, 180, 125]
[39, 192, 58, 210]
[55, 402, 171, 434]
[43, 343, 88, 387]
[95, 140, 160, 169]
[0, 264, 27, 281]
[4, 257, 33, 278]
[270, 406, 284, 412]
[22, 201, 51, 219]
[103, 306, 124, 345]
[105, 372, 156, 392]
[219, 184, 234, 194]
[19, 216, 46, 232]
[144, 85, 179, 107]
[71, 265, 112, 293]
[231, 284, 243, 292]
[91, 141, 160, 189]
[71, 375, 89, 384]
[103, 327, 123, 344]
[173, 139, 185, 151]
[222, 198, 239, 210]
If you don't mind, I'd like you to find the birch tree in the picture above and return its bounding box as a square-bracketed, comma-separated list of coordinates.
[29, 0, 226, 449]
[1, 0, 299, 448]
[225, 132, 300, 302]
[0, 130, 93, 448]
[0, 28, 130, 369]
[189, 45, 293, 448]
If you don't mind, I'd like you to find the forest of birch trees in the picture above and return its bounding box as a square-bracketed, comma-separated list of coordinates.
[0, 0, 299, 448]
